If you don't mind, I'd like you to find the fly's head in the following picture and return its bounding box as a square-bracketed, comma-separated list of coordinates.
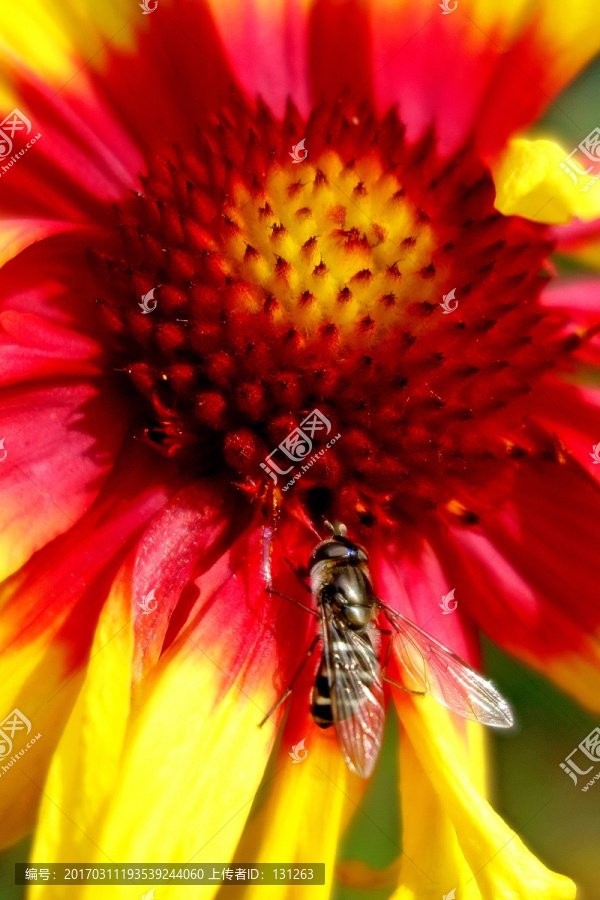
[309, 521, 369, 573]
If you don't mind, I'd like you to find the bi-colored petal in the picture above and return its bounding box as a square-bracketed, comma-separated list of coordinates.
[0, 636, 83, 850]
[0, 219, 74, 269]
[207, 0, 600, 156]
[0, 442, 173, 848]
[28, 511, 301, 897]
[372, 0, 600, 155]
[435, 459, 600, 711]
[0, 0, 137, 105]
[364, 533, 575, 896]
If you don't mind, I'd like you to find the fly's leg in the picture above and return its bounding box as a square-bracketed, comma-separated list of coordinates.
[284, 557, 312, 593]
[266, 587, 319, 619]
[258, 634, 321, 727]
[261, 586, 320, 723]
[376, 626, 426, 696]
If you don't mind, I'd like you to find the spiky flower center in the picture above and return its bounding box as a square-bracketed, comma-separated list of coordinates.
[94, 99, 575, 526]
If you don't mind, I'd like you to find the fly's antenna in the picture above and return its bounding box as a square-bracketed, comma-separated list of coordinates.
[324, 520, 347, 537]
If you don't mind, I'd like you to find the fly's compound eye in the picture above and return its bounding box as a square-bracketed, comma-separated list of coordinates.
[310, 538, 369, 569]
[343, 543, 369, 564]
[310, 540, 349, 568]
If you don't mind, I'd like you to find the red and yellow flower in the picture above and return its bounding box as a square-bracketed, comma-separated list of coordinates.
[1, 0, 600, 897]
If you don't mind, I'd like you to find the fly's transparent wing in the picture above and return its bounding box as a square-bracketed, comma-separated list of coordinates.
[321, 606, 385, 778]
[380, 602, 514, 728]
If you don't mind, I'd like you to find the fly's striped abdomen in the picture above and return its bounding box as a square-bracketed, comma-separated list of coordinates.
[311, 654, 333, 727]
[311, 633, 379, 729]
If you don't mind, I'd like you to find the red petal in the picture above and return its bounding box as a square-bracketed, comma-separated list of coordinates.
[0, 380, 129, 580]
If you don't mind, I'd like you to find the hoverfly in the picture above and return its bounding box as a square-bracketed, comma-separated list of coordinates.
[261, 521, 513, 778]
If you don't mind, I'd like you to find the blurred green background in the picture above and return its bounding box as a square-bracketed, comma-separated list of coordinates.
[1, 45, 599, 900]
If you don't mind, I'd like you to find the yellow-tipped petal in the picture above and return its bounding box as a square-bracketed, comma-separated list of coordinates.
[338, 703, 492, 897]
[29, 567, 279, 900]
[467, 0, 600, 73]
[492, 137, 600, 225]
[27, 578, 134, 876]
[220, 727, 366, 900]
[391, 730, 479, 899]
[0, 636, 83, 849]
[0, 219, 74, 270]
[0, 0, 142, 107]
[390, 694, 576, 899]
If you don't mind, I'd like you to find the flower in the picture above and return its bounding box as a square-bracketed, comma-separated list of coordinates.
[1, 0, 600, 897]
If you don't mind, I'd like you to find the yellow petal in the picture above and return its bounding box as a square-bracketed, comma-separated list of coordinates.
[327, 706, 490, 898]
[492, 137, 600, 225]
[219, 726, 366, 900]
[389, 694, 576, 899]
[391, 727, 479, 899]
[0, 0, 141, 107]
[0, 635, 83, 849]
[29, 568, 280, 900]
[27, 579, 133, 879]
[468, 0, 600, 69]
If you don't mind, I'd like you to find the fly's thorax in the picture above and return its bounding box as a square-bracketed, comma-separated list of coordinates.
[331, 565, 377, 629]
[313, 562, 377, 631]
[309, 532, 376, 629]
